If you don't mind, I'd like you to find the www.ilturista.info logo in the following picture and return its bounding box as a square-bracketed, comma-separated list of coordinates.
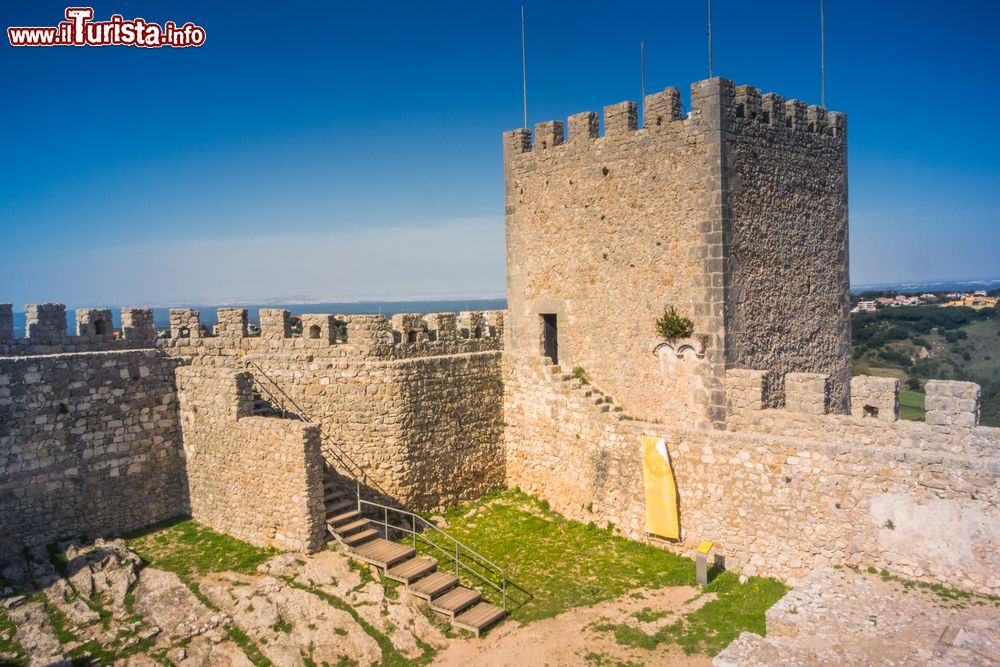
[8, 7, 206, 48]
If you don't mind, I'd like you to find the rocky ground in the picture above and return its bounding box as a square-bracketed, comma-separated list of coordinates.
[430, 584, 713, 666]
[0, 532, 450, 666]
[5, 526, 996, 667]
[715, 567, 1000, 666]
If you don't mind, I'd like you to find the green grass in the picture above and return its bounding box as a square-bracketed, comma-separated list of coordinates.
[125, 520, 278, 666]
[418, 488, 787, 653]
[851, 308, 1000, 426]
[862, 566, 1000, 606]
[632, 607, 669, 623]
[426, 490, 694, 623]
[125, 518, 276, 577]
[591, 572, 788, 656]
[899, 389, 925, 422]
[281, 578, 436, 667]
[0, 607, 28, 666]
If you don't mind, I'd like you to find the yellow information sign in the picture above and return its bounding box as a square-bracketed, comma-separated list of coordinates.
[641, 435, 680, 540]
[697, 540, 713, 554]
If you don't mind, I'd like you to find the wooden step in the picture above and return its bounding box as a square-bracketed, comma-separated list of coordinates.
[327, 509, 361, 526]
[333, 518, 371, 535]
[341, 528, 379, 547]
[385, 556, 436, 585]
[453, 602, 506, 636]
[326, 499, 354, 515]
[325, 488, 350, 501]
[430, 586, 481, 618]
[351, 538, 415, 568]
[407, 571, 458, 601]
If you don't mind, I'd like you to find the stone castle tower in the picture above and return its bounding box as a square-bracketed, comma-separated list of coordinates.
[503, 77, 850, 427]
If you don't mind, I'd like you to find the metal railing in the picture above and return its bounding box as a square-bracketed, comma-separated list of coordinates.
[242, 358, 509, 609]
[360, 498, 507, 610]
[243, 359, 393, 500]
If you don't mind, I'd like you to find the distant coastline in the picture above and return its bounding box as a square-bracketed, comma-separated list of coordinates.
[851, 278, 1000, 294]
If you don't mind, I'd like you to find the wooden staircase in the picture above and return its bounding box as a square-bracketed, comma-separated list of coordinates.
[323, 473, 506, 636]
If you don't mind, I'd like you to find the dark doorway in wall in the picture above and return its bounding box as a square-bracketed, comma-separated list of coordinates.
[541, 314, 558, 364]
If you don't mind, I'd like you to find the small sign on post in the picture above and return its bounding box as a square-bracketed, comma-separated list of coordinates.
[696, 541, 713, 586]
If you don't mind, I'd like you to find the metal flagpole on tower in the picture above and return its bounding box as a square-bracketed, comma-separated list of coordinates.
[640, 41, 645, 114]
[521, 5, 528, 129]
[707, 0, 713, 78]
[820, 0, 826, 109]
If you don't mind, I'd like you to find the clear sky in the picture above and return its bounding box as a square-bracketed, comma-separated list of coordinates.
[1, 0, 998, 307]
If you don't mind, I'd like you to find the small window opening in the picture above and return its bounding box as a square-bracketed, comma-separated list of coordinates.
[473, 326, 483, 339]
[407, 330, 418, 344]
[308, 324, 321, 339]
[178, 326, 190, 338]
[541, 313, 558, 364]
[735, 103, 744, 119]
[94, 319, 107, 335]
[863, 405, 879, 418]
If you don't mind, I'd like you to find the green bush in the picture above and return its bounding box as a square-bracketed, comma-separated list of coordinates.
[655, 306, 694, 341]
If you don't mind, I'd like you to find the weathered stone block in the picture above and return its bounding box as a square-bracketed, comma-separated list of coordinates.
[850, 375, 899, 422]
[25, 303, 66, 342]
[121, 308, 155, 342]
[75, 308, 113, 339]
[217, 308, 248, 338]
[784, 373, 831, 415]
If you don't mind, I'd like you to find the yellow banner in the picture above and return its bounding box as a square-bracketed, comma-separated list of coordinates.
[641, 435, 680, 539]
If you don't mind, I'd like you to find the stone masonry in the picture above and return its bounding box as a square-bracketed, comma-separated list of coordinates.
[0, 76, 997, 606]
[0, 349, 187, 546]
[160, 308, 506, 512]
[175, 365, 326, 552]
[503, 77, 849, 429]
[502, 77, 1000, 596]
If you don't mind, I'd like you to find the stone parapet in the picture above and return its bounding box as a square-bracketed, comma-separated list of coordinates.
[851, 375, 900, 422]
[925, 380, 980, 429]
[784, 373, 832, 415]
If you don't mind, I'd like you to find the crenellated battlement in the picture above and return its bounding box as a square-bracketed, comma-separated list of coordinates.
[0, 303, 157, 356]
[158, 307, 505, 362]
[503, 77, 845, 163]
[728, 368, 982, 428]
[725, 368, 996, 460]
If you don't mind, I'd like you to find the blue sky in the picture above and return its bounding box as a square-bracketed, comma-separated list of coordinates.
[1, 0, 997, 306]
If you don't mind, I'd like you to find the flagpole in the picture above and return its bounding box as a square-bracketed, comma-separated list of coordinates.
[820, 0, 826, 109]
[640, 41, 645, 114]
[707, 0, 713, 78]
[521, 5, 528, 129]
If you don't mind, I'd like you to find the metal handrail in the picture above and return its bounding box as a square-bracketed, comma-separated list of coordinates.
[242, 358, 509, 610]
[243, 360, 392, 500]
[360, 497, 507, 610]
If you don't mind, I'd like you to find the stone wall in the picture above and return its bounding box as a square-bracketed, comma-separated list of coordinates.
[505, 361, 1000, 596]
[723, 82, 851, 410]
[161, 308, 505, 511]
[175, 365, 326, 552]
[503, 77, 851, 427]
[0, 349, 187, 546]
[503, 87, 724, 428]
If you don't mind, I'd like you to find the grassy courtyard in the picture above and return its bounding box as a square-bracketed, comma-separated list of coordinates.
[419, 489, 787, 654]
[117, 492, 787, 660]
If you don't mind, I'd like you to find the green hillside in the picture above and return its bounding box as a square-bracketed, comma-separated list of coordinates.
[851, 305, 1000, 426]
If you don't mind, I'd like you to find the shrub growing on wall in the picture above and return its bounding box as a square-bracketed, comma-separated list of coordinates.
[655, 306, 694, 341]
